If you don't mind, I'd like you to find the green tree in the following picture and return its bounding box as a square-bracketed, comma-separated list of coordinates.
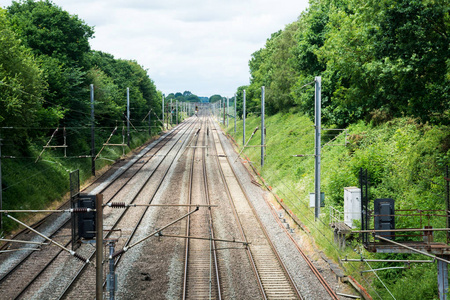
[0, 8, 47, 144]
[209, 94, 223, 103]
[7, 0, 95, 129]
[319, 0, 450, 125]
[7, 0, 94, 68]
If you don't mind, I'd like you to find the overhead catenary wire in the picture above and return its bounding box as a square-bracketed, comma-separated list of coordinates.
[0, 80, 158, 126]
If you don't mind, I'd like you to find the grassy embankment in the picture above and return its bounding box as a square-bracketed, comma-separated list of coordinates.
[224, 111, 450, 299]
[1, 127, 164, 234]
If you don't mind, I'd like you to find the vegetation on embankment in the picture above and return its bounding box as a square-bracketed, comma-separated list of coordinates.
[1, 130, 159, 233]
[225, 112, 450, 299]
[0, 1, 166, 233]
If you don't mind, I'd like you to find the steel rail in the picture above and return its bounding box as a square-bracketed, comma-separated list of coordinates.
[182, 116, 222, 299]
[0, 127, 175, 250]
[0, 124, 181, 254]
[0, 122, 187, 293]
[57, 119, 199, 299]
[13, 239, 72, 299]
[202, 112, 222, 300]
[265, 195, 339, 299]
[207, 117, 267, 300]
[212, 116, 304, 299]
[228, 125, 340, 299]
[182, 118, 199, 299]
[182, 111, 222, 299]
[107, 117, 201, 272]
[0, 217, 70, 285]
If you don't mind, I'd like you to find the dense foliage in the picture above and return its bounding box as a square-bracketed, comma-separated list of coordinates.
[236, 1, 449, 296]
[0, 1, 162, 231]
[166, 91, 201, 103]
[243, 0, 450, 127]
[226, 113, 449, 299]
[1, 0, 161, 149]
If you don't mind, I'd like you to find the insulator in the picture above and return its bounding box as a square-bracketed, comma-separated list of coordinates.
[71, 208, 90, 213]
[110, 202, 126, 208]
[73, 252, 89, 263]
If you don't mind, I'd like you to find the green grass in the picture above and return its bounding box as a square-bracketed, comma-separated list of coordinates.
[1, 128, 160, 233]
[224, 112, 450, 299]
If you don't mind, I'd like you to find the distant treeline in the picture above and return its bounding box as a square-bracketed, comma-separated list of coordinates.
[0, 0, 161, 152]
[165, 91, 222, 103]
[165, 91, 210, 103]
[238, 0, 449, 127]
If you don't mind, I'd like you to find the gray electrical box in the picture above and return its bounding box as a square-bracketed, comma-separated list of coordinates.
[309, 192, 325, 208]
[344, 187, 361, 228]
[374, 198, 395, 240]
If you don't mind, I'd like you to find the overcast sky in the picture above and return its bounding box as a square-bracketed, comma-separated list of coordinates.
[2, 0, 310, 97]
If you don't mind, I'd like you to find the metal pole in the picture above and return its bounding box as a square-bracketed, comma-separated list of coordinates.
[108, 241, 116, 300]
[90, 84, 95, 176]
[149, 106, 151, 136]
[223, 100, 225, 125]
[234, 94, 237, 134]
[243, 90, 246, 145]
[166, 103, 169, 129]
[163, 94, 164, 130]
[176, 100, 178, 125]
[314, 76, 321, 220]
[126, 88, 130, 146]
[438, 257, 449, 300]
[261, 86, 265, 167]
[170, 99, 173, 125]
[63, 127, 67, 157]
[96, 194, 103, 300]
[0, 139, 2, 231]
[446, 165, 449, 244]
[227, 97, 229, 127]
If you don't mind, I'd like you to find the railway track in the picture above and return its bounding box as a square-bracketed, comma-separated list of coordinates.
[58, 118, 200, 299]
[0, 106, 341, 299]
[182, 113, 221, 299]
[0, 120, 195, 299]
[212, 115, 339, 299]
[208, 116, 302, 300]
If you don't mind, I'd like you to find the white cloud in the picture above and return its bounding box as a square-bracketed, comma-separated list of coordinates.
[2, 0, 310, 97]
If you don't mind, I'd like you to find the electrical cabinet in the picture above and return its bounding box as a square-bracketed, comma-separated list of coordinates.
[374, 198, 395, 240]
[309, 192, 325, 208]
[344, 187, 361, 228]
